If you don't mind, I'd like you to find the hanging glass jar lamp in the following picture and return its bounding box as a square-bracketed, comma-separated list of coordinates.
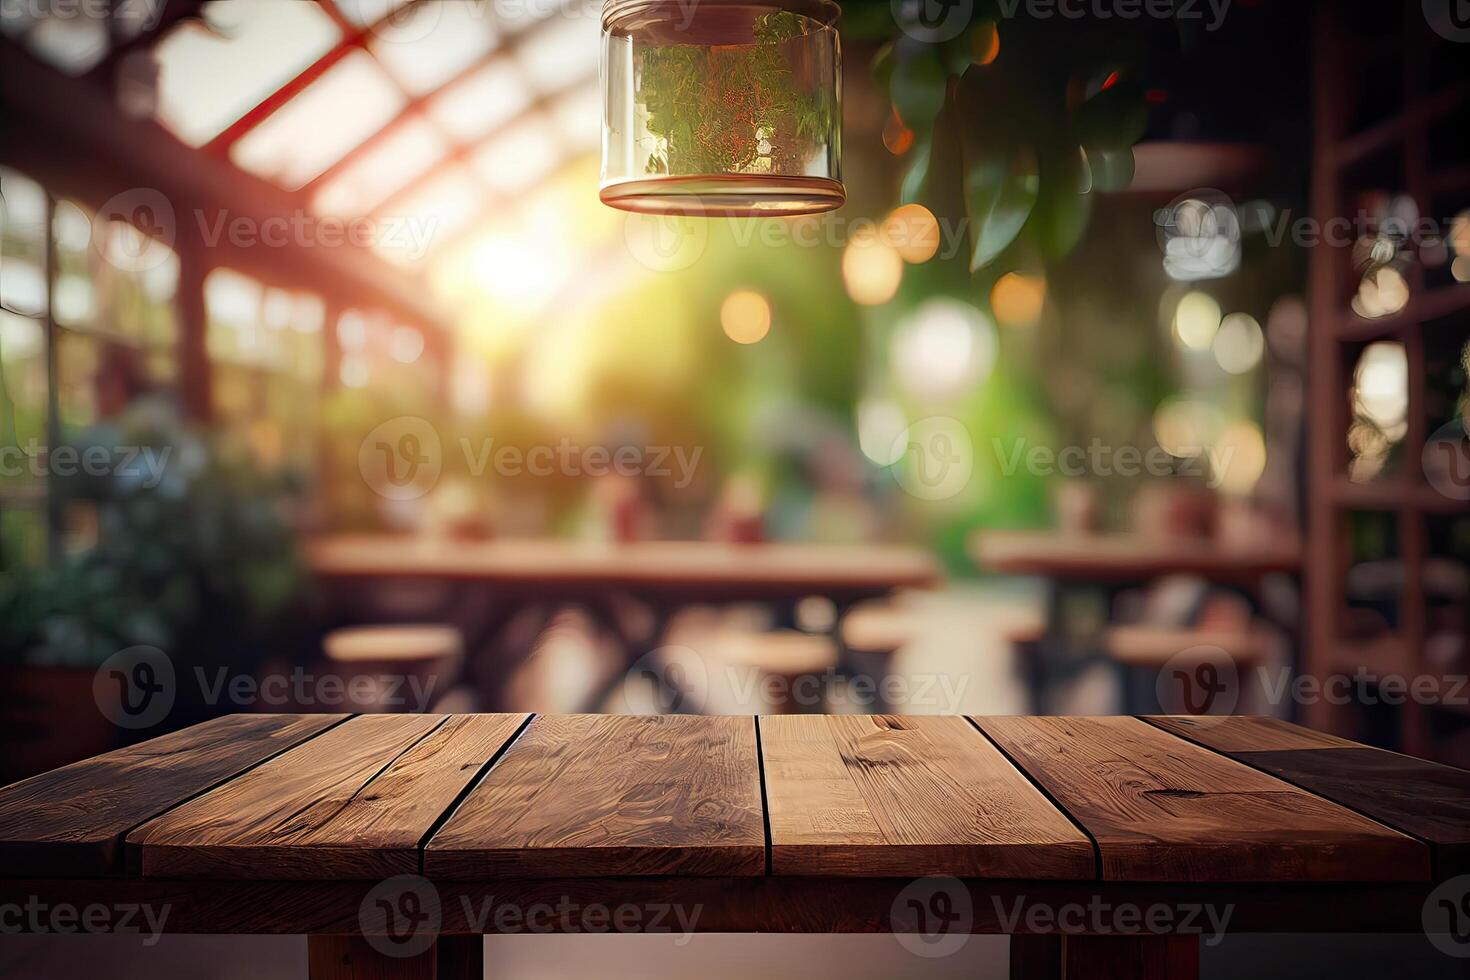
[600, 0, 844, 217]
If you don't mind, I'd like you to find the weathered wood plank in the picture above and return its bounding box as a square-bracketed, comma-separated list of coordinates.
[424, 714, 765, 878]
[973, 715, 1430, 882]
[1145, 715, 1470, 877]
[0, 713, 345, 877]
[762, 714, 1095, 877]
[129, 714, 529, 878]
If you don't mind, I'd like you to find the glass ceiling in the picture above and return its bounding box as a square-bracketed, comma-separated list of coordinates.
[6, 0, 602, 268]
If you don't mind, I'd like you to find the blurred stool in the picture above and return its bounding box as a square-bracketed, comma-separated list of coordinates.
[840, 602, 915, 713]
[717, 629, 838, 714]
[1003, 620, 1048, 713]
[322, 624, 463, 713]
[1103, 626, 1267, 714]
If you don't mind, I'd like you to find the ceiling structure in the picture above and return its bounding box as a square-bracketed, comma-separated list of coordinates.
[2, 0, 602, 270]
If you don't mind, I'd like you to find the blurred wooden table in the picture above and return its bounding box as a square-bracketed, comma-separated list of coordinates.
[2, 713, 1466, 979]
[970, 530, 1302, 586]
[971, 531, 1303, 713]
[309, 535, 941, 600]
[307, 536, 942, 709]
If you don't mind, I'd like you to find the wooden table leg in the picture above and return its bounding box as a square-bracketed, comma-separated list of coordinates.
[308, 935, 482, 980]
[1010, 935, 1062, 979]
[1062, 935, 1199, 980]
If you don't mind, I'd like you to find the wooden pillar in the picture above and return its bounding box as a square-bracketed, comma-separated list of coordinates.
[41, 191, 62, 565]
[1303, 0, 1347, 736]
[175, 225, 211, 424]
[307, 934, 482, 980]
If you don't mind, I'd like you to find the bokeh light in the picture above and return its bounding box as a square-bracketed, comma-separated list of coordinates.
[891, 299, 997, 400]
[1213, 312, 1264, 374]
[842, 233, 903, 306]
[1213, 421, 1267, 495]
[991, 272, 1046, 328]
[882, 204, 941, 264]
[1173, 291, 1221, 350]
[720, 289, 772, 344]
[857, 398, 908, 466]
[1353, 341, 1408, 431]
[1153, 399, 1223, 458]
[1351, 267, 1409, 319]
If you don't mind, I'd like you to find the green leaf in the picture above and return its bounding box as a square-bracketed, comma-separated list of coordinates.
[891, 50, 947, 132]
[1085, 146, 1135, 193]
[966, 148, 1039, 271]
[872, 41, 895, 91]
[1073, 83, 1149, 151]
[1033, 145, 1094, 258]
[901, 137, 933, 205]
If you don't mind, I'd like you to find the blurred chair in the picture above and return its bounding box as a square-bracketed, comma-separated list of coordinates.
[1103, 623, 1267, 714]
[716, 629, 838, 714]
[322, 624, 463, 713]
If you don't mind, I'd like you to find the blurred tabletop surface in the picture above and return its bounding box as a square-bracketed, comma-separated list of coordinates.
[1, 713, 1465, 885]
[970, 530, 1303, 582]
[305, 534, 943, 596]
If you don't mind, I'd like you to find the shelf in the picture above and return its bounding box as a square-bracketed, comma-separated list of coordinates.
[1329, 634, 1412, 676]
[1332, 81, 1469, 171]
[1330, 477, 1469, 515]
[1335, 284, 1470, 341]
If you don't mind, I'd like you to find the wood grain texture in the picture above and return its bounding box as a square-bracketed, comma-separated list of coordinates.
[0, 713, 344, 876]
[1146, 715, 1470, 877]
[424, 714, 765, 878]
[129, 714, 529, 878]
[762, 715, 1095, 877]
[973, 715, 1430, 882]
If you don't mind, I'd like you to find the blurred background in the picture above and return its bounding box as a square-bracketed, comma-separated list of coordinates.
[0, 0, 1469, 974]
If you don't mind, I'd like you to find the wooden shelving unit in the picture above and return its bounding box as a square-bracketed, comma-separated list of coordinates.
[1306, 3, 1470, 760]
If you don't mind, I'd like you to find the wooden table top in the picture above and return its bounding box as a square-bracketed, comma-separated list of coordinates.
[970, 530, 1303, 583]
[306, 535, 942, 598]
[1, 713, 1465, 886]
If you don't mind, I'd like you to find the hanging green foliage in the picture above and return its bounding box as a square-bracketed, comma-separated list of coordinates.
[850, 0, 1153, 273]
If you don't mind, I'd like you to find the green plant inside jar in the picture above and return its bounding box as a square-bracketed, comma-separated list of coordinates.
[636, 10, 833, 178]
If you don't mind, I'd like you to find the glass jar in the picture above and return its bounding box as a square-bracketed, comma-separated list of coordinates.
[601, 0, 844, 217]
